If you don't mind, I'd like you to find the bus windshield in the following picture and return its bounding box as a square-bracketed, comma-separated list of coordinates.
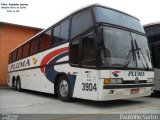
[94, 6, 145, 33]
[100, 26, 152, 69]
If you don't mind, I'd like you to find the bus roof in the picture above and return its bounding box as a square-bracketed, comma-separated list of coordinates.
[144, 22, 160, 39]
[9, 4, 140, 53]
[144, 22, 160, 28]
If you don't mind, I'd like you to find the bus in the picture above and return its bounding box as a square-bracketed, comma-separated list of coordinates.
[8, 4, 154, 101]
[144, 23, 160, 92]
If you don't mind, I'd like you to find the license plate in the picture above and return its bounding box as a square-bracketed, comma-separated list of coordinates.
[131, 88, 139, 94]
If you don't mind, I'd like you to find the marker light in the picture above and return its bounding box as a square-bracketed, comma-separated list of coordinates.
[103, 78, 123, 84]
[104, 79, 110, 84]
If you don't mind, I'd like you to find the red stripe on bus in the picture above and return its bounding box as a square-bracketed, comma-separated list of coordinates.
[40, 47, 69, 73]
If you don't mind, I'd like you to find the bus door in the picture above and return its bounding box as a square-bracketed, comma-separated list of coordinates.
[80, 31, 98, 100]
[70, 31, 98, 100]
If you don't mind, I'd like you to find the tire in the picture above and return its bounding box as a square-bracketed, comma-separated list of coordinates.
[57, 75, 72, 102]
[16, 77, 22, 92]
[13, 80, 17, 90]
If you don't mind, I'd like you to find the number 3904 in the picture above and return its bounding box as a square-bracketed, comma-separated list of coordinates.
[82, 83, 97, 91]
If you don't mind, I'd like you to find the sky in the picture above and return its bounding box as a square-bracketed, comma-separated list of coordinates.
[0, 0, 160, 29]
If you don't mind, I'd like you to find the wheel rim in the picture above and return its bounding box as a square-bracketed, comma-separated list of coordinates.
[14, 81, 16, 87]
[59, 80, 68, 97]
[17, 81, 19, 89]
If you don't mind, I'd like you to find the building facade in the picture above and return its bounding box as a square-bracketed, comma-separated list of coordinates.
[0, 22, 42, 85]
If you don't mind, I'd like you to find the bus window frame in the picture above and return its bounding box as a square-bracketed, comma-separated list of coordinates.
[22, 41, 30, 59]
[16, 46, 23, 61]
[69, 37, 81, 67]
[39, 30, 53, 52]
[70, 8, 94, 40]
[8, 52, 13, 64]
[12, 49, 17, 63]
[29, 37, 40, 56]
[69, 29, 98, 69]
[51, 17, 70, 48]
[69, 7, 98, 69]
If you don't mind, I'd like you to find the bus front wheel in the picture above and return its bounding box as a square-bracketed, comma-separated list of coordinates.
[57, 75, 72, 102]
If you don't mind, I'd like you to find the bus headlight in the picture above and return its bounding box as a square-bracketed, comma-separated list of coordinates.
[148, 78, 154, 83]
[110, 79, 117, 84]
[104, 78, 123, 84]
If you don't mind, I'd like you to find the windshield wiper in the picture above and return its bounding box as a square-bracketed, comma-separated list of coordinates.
[124, 40, 137, 68]
[124, 40, 149, 70]
[134, 39, 149, 70]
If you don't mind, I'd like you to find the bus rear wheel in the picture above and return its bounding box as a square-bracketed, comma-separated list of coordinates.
[57, 75, 72, 102]
[16, 77, 22, 92]
[13, 80, 17, 90]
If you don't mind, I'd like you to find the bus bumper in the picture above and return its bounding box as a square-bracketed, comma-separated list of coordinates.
[98, 83, 154, 101]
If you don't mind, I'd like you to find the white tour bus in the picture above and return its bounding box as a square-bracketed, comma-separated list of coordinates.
[144, 23, 160, 92]
[8, 5, 154, 101]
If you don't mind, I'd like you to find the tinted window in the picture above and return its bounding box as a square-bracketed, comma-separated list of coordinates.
[71, 10, 93, 38]
[52, 19, 69, 46]
[53, 25, 60, 45]
[82, 32, 96, 66]
[101, 26, 152, 69]
[12, 50, 17, 62]
[102, 27, 133, 67]
[9, 53, 12, 63]
[94, 7, 145, 33]
[30, 38, 39, 55]
[60, 19, 69, 42]
[70, 39, 80, 65]
[17, 47, 22, 60]
[131, 33, 152, 69]
[39, 30, 52, 51]
[151, 44, 160, 68]
[22, 42, 30, 58]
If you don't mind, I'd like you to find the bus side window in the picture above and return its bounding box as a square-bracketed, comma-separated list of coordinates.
[70, 39, 80, 65]
[81, 32, 96, 66]
[12, 50, 17, 62]
[151, 44, 160, 68]
[39, 30, 52, 51]
[9, 53, 12, 63]
[71, 9, 93, 39]
[22, 42, 30, 58]
[16, 47, 23, 60]
[157, 45, 160, 68]
[30, 38, 39, 55]
[53, 25, 60, 45]
[59, 19, 69, 42]
[52, 19, 69, 46]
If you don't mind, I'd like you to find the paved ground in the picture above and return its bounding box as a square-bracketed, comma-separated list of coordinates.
[0, 87, 160, 114]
